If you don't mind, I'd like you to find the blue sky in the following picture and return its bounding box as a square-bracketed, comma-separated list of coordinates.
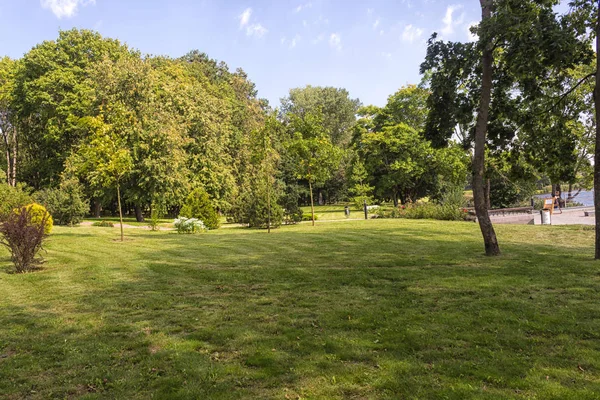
[0, 0, 483, 107]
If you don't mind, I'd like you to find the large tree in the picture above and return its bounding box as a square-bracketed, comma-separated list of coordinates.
[280, 86, 361, 147]
[422, 0, 591, 256]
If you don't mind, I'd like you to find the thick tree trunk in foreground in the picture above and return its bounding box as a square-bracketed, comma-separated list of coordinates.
[594, 2, 600, 259]
[473, 0, 500, 256]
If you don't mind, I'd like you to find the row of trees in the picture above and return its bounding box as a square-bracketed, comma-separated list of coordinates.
[2, 10, 600, 257]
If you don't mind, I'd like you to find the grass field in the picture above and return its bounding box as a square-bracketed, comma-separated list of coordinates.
[1, 219, 600, 399]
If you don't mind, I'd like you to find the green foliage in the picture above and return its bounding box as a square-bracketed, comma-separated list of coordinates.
[280, 183, 303, 225]
[0, 184, 32, 218]
[148, 203, 164, 231]
[180, 188, 220, 229]
[281, 86, 361, 147]
[34, 179, 88, 226]
[301, 213, 318, 222]
[92, 220, 114, 227]
[377, 203, 469, 221]
[247, 197, 284, 229]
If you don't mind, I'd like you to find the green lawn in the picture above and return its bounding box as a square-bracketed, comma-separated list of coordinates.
[1, 219, 600, 399]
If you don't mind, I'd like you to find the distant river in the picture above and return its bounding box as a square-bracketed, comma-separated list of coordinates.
[535, 190, 594, 207]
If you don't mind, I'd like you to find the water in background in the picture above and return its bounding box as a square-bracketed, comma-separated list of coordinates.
[535, 190, 594, 207]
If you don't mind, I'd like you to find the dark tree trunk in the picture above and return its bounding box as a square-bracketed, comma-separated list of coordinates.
[392, 191, 399, 208]
[595, 1, 600, 259]
[93, 199, 102, 218]
[134, 204, 145, 222]
[473, 0, 500, 256]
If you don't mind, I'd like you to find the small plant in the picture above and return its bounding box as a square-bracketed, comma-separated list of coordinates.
[148, 203, 164, 231]
[0, 205, 49, 273]
[174, 217, 207, 234]
[180, 188, 220, 229]
[301, 213, 318, 222]
[92, 220, 114, 227]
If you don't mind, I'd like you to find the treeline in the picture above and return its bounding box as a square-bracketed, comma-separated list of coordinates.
[0, 27, 594, 229]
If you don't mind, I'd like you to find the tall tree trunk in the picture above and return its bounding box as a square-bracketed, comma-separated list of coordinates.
[134, 204, 144, 222]
[117, 184, 124, 242]
[309, 178, 315, 226]
[392, 190, 399, 208]
[594, 2, 600, 259]
[473, 0, 500, 256]
[93, 199, 102, 218]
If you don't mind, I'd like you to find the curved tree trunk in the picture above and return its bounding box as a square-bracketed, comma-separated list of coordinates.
[474, 0, 500, 256]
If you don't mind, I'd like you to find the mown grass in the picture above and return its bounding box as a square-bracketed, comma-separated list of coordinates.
[1, 219, 600, 399]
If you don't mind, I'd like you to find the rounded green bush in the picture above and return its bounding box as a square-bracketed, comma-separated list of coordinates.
[180, 188, 220, 229]
[16, 203, 53, 234]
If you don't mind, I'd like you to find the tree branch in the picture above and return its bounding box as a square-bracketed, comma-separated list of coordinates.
[547, 71, 596, 112]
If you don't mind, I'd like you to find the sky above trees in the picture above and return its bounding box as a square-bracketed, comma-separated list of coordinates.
[0, 0, 485, 107]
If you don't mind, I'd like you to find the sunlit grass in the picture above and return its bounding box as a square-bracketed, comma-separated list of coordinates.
[1, 220, 599, 399]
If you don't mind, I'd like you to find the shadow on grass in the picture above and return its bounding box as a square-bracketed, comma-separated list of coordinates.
[2, 222, 600, 398]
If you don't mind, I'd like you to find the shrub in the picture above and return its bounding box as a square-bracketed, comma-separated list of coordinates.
[0, 205, 49, 273]
[376, 203, 469, 221]
[302, 213, 318, 222]
[174, 217, 206, 234]
[180, 188, 220, 229]
[283, 207, 303, 225]
[0, 184, 32, 219]
[247, 201, 284, 229]
[34, 180, 88, 226]
[92, 220, 114, 227]
[16, 204, 53, 234]
[352, 195, 375, 211]
[148, 205, 163, 231]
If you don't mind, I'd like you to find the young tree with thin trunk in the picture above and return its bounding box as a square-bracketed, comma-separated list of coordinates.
[71, 115, 133, 242]
[286, 110, 342, 226]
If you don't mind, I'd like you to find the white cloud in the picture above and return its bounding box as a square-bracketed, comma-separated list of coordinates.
[329, 33, 342, 50]
[466, 21, 478, 42]
[246, 23, 268, 38]
[239, 7, 252, 28]
[40, 0, 95, 19]
[381, 52, 392, 59]
[373, 19, 380, 29]
[441, 5, 464, 36]
[294, 2, 312, 13]
[312, 33, 325, 44]
[402, 24, 423, 43]
[281, 35, 301, 48]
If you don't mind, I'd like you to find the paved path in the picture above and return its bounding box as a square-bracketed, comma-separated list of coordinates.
[533, 207, 595, 225]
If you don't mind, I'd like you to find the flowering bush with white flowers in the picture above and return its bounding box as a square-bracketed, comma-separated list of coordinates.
[173, 217, 207, 234]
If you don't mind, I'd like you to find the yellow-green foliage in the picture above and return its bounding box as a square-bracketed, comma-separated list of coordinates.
[16, 203, 53, 234]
